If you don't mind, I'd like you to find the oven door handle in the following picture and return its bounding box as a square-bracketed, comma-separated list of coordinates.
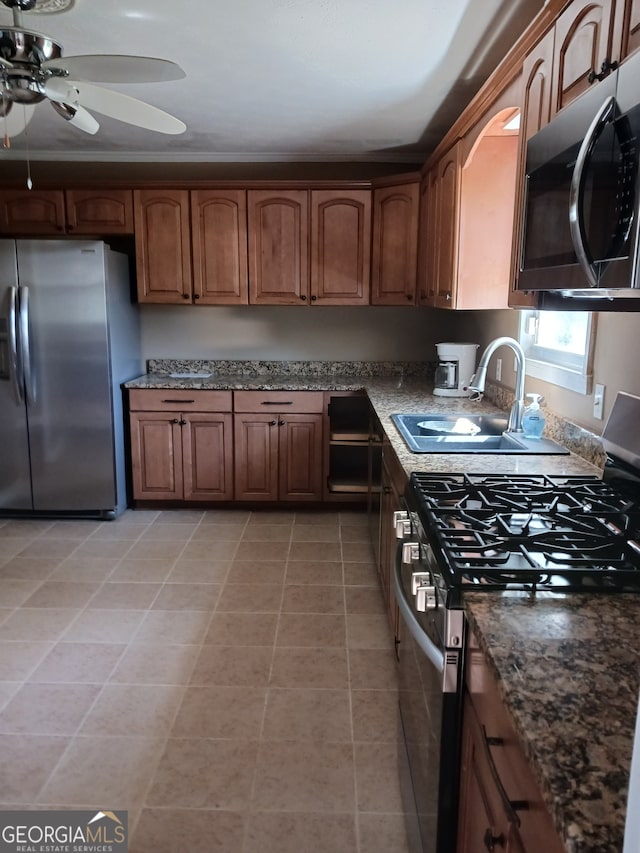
[394, 542, 444, 674]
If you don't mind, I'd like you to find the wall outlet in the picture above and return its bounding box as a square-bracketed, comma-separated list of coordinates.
[593, 383, 605, 420]
[495, 358, 502, 382]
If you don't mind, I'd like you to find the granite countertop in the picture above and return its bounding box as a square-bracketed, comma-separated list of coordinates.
[465, 593, 639, 853]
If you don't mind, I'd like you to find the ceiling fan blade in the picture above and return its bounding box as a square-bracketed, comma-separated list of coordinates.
[43, 55, 185, 83]
[0, 58, 14, 68]
[0, 102, 35, 137]
[50, 100, 99, 135]
[48, 79, 186, 135]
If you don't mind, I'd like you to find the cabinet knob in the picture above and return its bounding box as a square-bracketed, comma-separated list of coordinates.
[193, 293, 200, 300]
[300, 294, 307, 301]
[483, 828, 505, 851]
[183, 293, 190, 300]
[278, 420, 285, 426]
[180, 419, 187, 425]
[311, 295, 317, 301]
[172, 418, 179, 424]
[270, 420, 277, 426]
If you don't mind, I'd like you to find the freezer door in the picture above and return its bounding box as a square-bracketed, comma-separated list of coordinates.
[17, 240, 117, 511]
[0, 241, 32, 510]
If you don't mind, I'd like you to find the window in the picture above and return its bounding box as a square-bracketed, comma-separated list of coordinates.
[518, 310, 595, 394]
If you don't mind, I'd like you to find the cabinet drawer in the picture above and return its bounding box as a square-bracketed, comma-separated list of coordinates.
[128, 389, 233, 412]
[233, 390, 324, 413]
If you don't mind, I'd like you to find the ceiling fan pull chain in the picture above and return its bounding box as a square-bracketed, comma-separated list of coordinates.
[24, 112, 33, 189]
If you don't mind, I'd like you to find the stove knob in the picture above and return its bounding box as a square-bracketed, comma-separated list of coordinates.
[393, 510, 411, 538]
[411, 571, 432, 595]
[402, 543, 420, 565]
[416, 584, 437, 612]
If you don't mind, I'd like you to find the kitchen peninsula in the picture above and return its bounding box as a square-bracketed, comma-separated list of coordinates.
[123, 359, 637, 852]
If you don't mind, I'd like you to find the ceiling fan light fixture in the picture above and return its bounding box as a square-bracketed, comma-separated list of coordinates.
[0, 0, 186, 140]
[31, 0, 75, 13]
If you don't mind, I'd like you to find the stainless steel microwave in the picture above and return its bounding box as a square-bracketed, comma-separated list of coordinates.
[517, 49, 640, 310]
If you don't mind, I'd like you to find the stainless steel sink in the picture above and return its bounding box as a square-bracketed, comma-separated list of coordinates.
[391, 413, 569, 455]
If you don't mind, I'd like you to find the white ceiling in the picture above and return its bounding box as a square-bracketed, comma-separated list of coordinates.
[1, 0, 544, 163]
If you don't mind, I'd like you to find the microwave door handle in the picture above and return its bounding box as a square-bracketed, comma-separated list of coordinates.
[393, 543, 445, 675]
[569, 95, 617, 288]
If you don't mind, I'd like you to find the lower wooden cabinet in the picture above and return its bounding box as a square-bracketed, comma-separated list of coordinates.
[233, 391, 324, 501]
[128, 390, 233, 502]
[458, 631, 565, 853]
[377, 439, 407, 635]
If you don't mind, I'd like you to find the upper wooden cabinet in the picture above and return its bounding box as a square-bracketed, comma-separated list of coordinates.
[371, 182, 419, 305]
[419, 77, 521, 310]
[191, 189, 249, 305]
[310, 190, 371, 305]
[0, 190, 66, 235]
[552, 0, 617, 115]
[134, 189, 192, 303]
[509, 28, 555, 308]
[66, 189, 134, 235]
[0, 188, 134, 236]
[248, 189, 308, 305]
[418, 143, 465, 308]
[619, 0, 640, 57]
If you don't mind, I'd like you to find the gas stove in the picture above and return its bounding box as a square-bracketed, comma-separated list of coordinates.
[408, 471, 640, 594]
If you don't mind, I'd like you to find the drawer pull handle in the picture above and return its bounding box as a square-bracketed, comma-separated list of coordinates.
[162, 399, 195, 404]
[481, 726, 528, 827]
[261, 401, 293, 405]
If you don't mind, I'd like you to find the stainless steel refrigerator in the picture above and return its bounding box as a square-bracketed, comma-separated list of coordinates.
[0, 239, 141, 518]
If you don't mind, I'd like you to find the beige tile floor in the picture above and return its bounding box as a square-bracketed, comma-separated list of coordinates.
[0, 508, 410, 853]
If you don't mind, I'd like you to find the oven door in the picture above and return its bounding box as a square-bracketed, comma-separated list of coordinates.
[394, 539, 463, 853]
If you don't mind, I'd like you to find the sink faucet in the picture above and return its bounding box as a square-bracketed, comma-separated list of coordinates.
[468, 336, 526, 432]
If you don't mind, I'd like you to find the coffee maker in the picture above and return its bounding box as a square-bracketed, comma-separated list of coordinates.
[433, 342, 478, 397]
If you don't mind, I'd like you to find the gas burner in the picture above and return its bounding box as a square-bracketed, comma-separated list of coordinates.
[409, 471, 640, 593]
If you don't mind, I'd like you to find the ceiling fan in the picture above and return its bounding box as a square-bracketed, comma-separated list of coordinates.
[0, 0, 186, 138]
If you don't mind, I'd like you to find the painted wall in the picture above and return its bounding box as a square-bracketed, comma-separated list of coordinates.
[454, 309, 640, 434]
[139, 305, 466, 363]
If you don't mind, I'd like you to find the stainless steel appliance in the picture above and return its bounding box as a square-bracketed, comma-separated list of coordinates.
[393, 391, 640, 853]
[0, 239, 141, 518]
[517, 49, 640, 309]
[433, 342, 478, 398]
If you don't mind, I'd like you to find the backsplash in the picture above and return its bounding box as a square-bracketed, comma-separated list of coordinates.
[147, 359, 435, 378]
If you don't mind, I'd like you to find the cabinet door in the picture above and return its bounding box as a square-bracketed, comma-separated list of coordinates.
[248, 190, 308, 304]
[279, 413, 323, 501]
[234, 413, 279, 501]
[434, 144, 462, 308]
[457, 694, 515, 853]
[191, 189, 249, 305]
[553, 0, 616, 115]
[417, 169, 439, 306]
[134, 189, 192, 303]
[510, 29, 555, 307]
[182, 413, 234, 501]
[65, 189, 134, 234]
[130, 412, 183, 500]
[617, 0, 640, 57]
[0, 190, 65, 235]
[378, 449, 403, 632]
[310, 190, 371, 305]
[371, 183, 419, 305]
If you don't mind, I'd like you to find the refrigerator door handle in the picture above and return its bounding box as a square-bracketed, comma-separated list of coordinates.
[8, 285, 25, 404]
[19, 286, 36, 405]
